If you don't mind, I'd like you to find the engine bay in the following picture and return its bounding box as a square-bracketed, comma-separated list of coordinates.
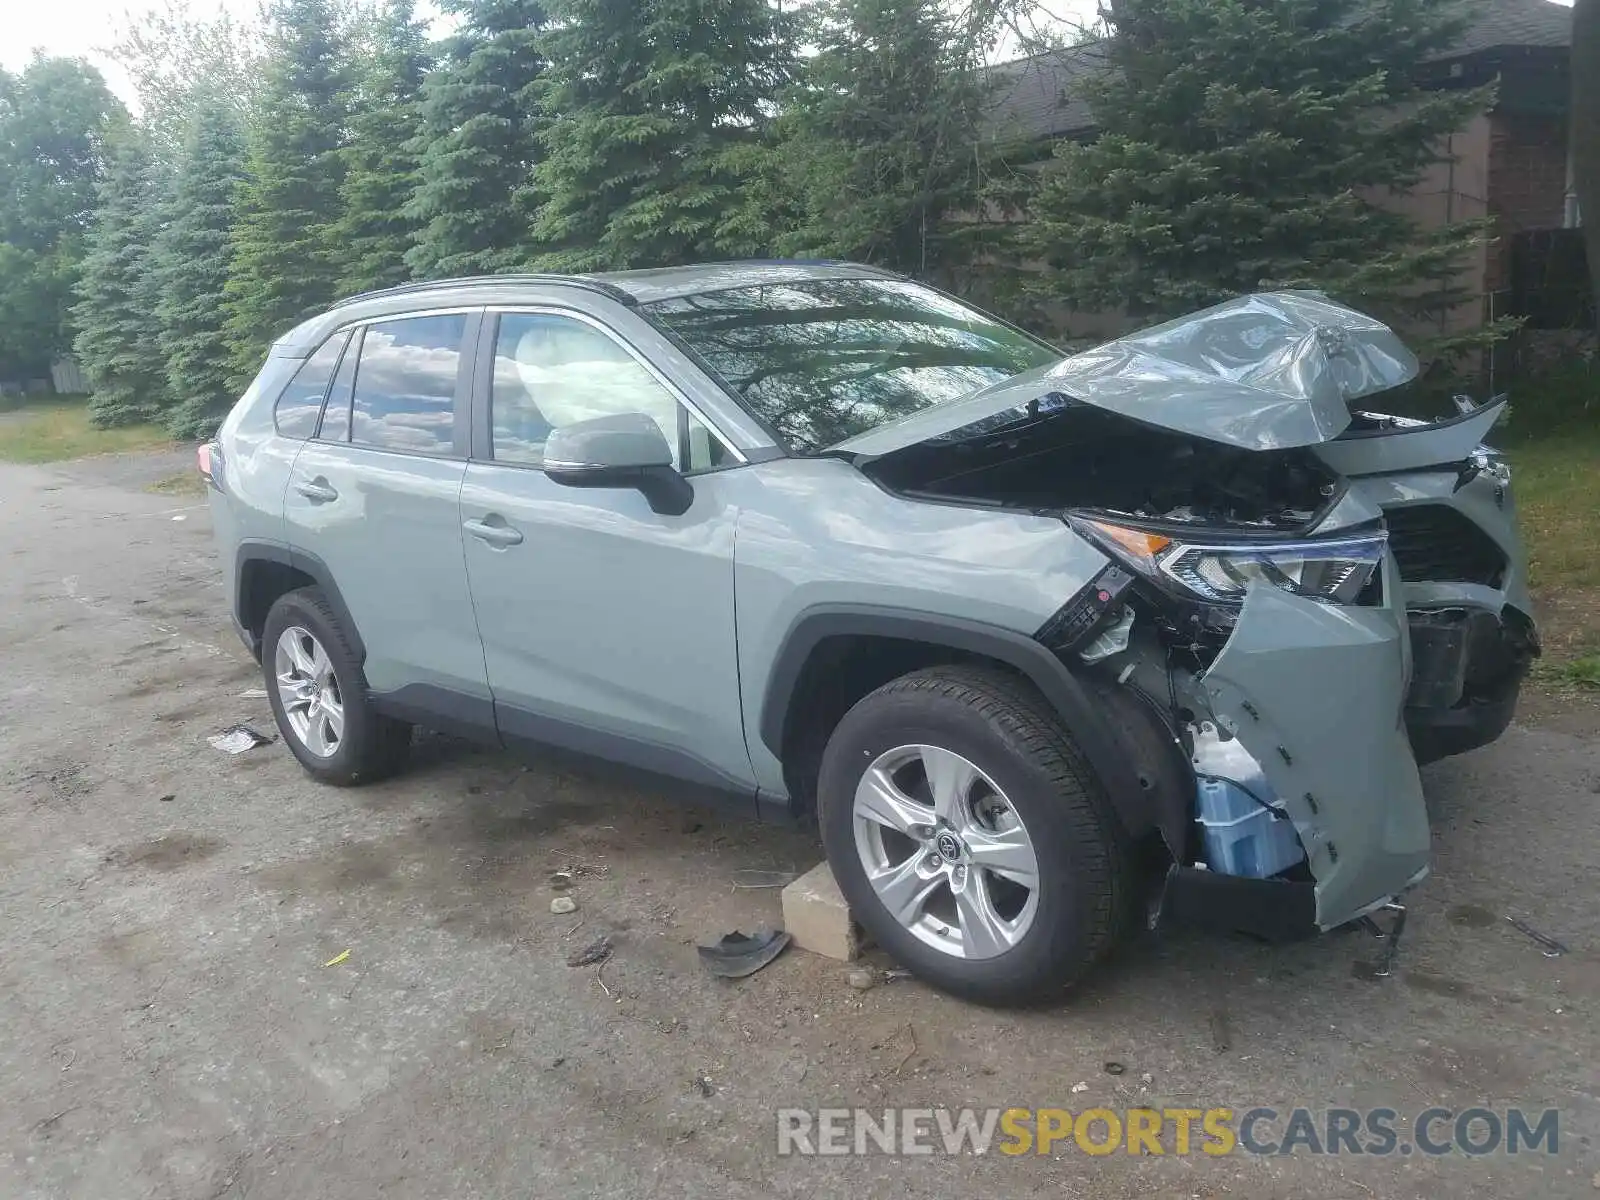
[862, 402, 1341, 533]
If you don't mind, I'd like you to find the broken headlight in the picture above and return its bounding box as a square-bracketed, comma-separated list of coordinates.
[1072, 516, 1386, 606]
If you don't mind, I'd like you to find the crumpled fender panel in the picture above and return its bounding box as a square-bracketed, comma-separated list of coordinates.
[1199, 572, 1431, 929]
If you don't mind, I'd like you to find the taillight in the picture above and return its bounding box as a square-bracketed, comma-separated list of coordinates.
[198, 441, 220, 489]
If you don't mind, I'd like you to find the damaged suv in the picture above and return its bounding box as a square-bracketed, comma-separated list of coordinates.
[204, 262, 1537, 1004]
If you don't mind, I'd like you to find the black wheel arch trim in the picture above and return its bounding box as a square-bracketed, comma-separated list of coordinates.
[234, 539, 366, 662]
[759, 605, 1159, 838]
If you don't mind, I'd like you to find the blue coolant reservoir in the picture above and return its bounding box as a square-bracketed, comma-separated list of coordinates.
[1191, 723, 1307, 879]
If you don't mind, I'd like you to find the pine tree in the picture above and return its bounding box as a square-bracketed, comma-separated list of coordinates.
[73, 131, 168, 427]
[221, 0, 351, 384]
[776, 0, 989, 280]
[404, 0, 547, 279]
[532, 0, 794, 271]
[152, 99, 249, 438]
[1026, 0, 1495, 344]
[336, 0, 433, 295]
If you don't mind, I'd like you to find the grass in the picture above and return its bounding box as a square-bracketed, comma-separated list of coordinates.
[0, 397, 173, 464]
[1504, 425, 1600, 594]
[147, 470, 206, 497]
[1552, 655, 1600, 689]
[1504, 423, 1600, 693]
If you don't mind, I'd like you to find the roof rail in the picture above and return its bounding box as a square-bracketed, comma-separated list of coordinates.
[330, 272, 637, 310]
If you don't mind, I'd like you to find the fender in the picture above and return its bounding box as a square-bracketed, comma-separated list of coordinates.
[234, 540, 366, 662]
[759, 605, 1160, 839]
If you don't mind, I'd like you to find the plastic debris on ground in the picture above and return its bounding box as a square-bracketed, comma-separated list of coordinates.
[729, 869, 796, 889]
[566, 935, 612, 967]
[238, 687, 269, 699]
[207, 725, 275, 754]
[324, 949, 351, 967]
[1505, 915, 1567, 957]
[847, 967, 877, 991]
[696, 928, 791, 978]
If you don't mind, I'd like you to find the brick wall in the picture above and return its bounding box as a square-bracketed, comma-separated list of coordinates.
[1486, 111, 1570, 292]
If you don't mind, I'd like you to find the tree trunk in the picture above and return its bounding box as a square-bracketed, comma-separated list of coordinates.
[1574, 0, 1600, 332]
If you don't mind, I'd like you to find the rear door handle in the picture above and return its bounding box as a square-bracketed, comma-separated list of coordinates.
[294, 478, 339, 503]
[463, 516, 523, 548]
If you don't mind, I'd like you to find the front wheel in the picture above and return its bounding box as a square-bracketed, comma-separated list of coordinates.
[816, 665, 1131, 1005]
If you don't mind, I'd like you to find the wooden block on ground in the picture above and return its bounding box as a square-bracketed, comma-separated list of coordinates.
[781, 860, 864, 961]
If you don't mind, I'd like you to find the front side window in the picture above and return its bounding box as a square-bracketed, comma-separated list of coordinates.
[349, 314, 468, 454]
[490, 312, 729, 473]
[273, 332, 349, 438]
[642, 277, 1058, 453]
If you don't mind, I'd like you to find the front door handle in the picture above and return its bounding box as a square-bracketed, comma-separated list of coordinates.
[294, 478, 339, 503]
[463, 516, 524, 548]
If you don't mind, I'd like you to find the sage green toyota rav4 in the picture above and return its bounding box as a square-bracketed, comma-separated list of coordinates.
[203, 261, 1537, 1004]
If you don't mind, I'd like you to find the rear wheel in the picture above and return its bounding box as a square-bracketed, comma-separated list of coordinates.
[262, 587, 410, 785]
[817, 665, 1131, 1005]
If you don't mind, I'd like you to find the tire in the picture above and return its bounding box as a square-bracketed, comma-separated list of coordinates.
[261, 587, 411, 785]
[817, 665, 1132, 1006]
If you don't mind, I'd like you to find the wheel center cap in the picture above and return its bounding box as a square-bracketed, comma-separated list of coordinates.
[934, 831, 964, 863]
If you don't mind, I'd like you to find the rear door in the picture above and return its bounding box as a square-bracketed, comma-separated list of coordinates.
[284, 309, 492, 725]
[457, 306, 754, 799]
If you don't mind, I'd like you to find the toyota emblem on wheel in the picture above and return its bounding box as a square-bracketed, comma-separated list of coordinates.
[935, 831, 963, 863]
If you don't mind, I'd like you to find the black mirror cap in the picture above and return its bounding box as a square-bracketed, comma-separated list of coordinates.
[544, 461, 694, 516]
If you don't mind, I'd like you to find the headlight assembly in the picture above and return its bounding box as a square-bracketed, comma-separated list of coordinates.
[1072, 516, 1386, 607]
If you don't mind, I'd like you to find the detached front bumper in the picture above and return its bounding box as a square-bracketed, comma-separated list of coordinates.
[1190, 552, 1433, 932]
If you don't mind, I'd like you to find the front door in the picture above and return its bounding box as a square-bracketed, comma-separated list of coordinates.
[458, 308, 754, 800]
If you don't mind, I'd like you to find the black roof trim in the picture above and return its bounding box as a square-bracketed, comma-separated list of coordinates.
[331, 273, 637, 310]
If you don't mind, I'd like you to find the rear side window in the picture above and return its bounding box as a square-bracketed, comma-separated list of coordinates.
[317, 329, 361, 443]
[273, 332, 349, 438]
[350, 314, 467, 454]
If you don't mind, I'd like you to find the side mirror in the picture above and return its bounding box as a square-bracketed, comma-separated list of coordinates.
[542, 412, 694, 516]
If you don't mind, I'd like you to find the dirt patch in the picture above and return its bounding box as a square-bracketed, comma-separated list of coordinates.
[153, 701, 211, 725]
[13, 757, 94, 809]
[110, 833, 227, 871]
[1447, 903, 1498, 928]
[1520, 584, 1600, 730]
[252, 788, 611, 904]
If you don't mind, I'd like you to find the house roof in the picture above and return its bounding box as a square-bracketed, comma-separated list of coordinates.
[1449, 0, 1572, 56]
[986, 0, 1573, 142]
[985, 42, 1110, 144]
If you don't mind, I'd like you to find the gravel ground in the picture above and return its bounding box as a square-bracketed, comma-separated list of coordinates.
[1, 452, 1597, 1200]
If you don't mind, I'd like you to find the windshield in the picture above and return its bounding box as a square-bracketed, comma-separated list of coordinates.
[641, 277, 1058, 453]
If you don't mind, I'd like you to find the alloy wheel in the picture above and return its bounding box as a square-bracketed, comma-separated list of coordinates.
[851, 743, 1041, 959]
[273, 625, 345, 758]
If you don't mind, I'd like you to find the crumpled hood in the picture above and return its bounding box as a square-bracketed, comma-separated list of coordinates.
[837, 291, 1420, 457]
